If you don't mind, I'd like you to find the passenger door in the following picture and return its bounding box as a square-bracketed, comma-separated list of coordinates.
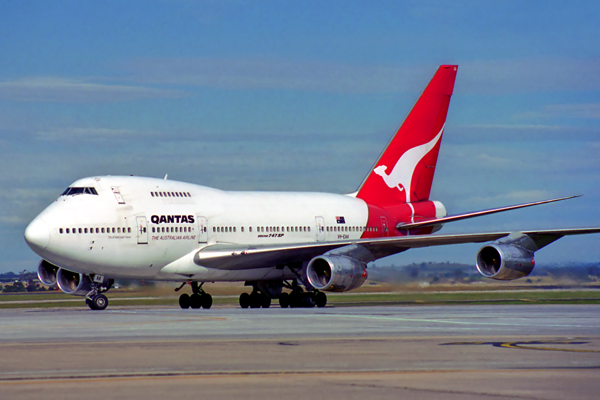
[136, 216, 148, 244]
[197, 215, 208, 243]
[315, 216, 325, 242]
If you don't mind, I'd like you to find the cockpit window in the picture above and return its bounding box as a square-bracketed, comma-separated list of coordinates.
[61, 187, 99, 196]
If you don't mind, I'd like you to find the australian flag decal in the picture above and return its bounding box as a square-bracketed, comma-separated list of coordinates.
[336, 216, 346, 224]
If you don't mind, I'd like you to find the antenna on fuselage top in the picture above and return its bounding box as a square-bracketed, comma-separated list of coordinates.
[164, 174, 168, 180]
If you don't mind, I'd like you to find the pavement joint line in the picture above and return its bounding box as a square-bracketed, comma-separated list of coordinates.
[331, 313, 600, 328]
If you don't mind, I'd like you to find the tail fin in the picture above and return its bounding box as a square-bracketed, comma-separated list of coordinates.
[356, 65, 457, 206]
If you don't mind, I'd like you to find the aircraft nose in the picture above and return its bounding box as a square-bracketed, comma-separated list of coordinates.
[24, 218, 50, 252]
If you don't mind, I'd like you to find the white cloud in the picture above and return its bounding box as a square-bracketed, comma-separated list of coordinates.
[122, 57, 436, 94]
[460, 59, 600, 94]
[0, 77, 187, 102]
[117, 56, 600, 95]
[519, 103, 600, 120]
[35, 127, 156, 141]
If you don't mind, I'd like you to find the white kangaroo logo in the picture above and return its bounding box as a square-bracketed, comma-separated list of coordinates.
[373, 124, 444, 203]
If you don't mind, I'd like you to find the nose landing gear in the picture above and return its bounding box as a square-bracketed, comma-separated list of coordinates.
[177, 281, 212, 310]
[85, 275, 113, 310]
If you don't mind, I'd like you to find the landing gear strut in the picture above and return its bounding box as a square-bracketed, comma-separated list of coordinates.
[178, 281, 212, 310]
[85, 275, 113, 310]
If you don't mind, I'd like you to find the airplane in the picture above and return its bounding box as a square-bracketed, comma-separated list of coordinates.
[24, 65, 600, 311]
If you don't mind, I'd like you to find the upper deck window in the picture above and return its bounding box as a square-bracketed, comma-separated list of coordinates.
[61, 187, 98, 196]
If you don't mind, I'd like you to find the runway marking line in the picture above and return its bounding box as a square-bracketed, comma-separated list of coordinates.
[443, 340, 600, 353]
[2, 367, 598, 386]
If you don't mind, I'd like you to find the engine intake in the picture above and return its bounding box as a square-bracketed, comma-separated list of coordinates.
[306, 255, 367, 292]
[37, 260, 59, 286]
[476, 243, 535, 281]
[57, 268, 93, 296]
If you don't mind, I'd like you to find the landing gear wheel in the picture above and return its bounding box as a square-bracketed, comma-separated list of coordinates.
[201, 293, 213, 309]
[279, 292, 289, 308]
[239, 292, 250, 308]
[89, 294, 108, 311]
[190, 293, 202, 309]
[315, 292, 327, 308]
[261, 294, 271, 308]
[179, 293, 190, 309]
[249, 292, 262, 308]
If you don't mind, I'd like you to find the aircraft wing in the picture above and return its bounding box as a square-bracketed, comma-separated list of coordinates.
[192, 227, 600, 271]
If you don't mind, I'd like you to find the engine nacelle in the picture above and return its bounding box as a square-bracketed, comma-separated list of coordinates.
[57, 268, 93, 296]
[306, 255, 367, 292]
[476, 243, 535, 281]
[37, 260, 59, 287]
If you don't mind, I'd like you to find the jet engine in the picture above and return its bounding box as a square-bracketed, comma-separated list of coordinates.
[476, 243, 535, 281]
[306, 255, 367, 292]
[37, 260, 59, 287]
[57, 268, 93, 296]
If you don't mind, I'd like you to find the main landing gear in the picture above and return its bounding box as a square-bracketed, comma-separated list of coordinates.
[238, 279, 327, 309]
[279, 290, 327, 308]
[177, 281, 212, 310]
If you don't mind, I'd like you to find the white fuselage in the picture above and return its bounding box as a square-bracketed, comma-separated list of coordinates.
[27, 176, 372, 282]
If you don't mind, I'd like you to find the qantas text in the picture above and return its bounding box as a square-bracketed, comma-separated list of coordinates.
[150, 215, 195, 224]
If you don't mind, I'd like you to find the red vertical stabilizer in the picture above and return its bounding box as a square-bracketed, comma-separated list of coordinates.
[356, 65, 457, 208]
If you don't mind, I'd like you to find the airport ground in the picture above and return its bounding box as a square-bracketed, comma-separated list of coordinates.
[1, 300, 600, 399]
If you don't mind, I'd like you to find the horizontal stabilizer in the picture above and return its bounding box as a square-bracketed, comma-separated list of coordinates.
[396, 195, 580, 231]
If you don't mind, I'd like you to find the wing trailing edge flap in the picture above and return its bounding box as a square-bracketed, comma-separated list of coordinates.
[396, 196, 580, 231]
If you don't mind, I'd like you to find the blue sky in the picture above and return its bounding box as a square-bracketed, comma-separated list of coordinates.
[1, 1, 599, 273]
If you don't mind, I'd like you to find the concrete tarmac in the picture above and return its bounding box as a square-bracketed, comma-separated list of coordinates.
[1, 304, 599, 399]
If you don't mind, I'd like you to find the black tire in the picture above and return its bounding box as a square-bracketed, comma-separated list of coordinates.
[179, 293, 190, 309]
[261, 294, 271, 308]
[279, 292, 289, 308]
[315, 292, 327, 308]
[249, 292, 261, 308]
[305, 294, 316, 308]
[239, 292, 250, 308]
[91, 294, 108, 311]
[201, 293, 213, 309]
[289, 292, 300, 308]
[190, 293, 202, 309]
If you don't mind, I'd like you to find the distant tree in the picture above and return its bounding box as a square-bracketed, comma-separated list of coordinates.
[3, 281, 26, 293]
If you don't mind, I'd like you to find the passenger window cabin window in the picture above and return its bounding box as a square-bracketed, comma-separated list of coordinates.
[59, 228, 64, 234]
[249, 227, 252, 232]
[78, 228, 82, 234]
